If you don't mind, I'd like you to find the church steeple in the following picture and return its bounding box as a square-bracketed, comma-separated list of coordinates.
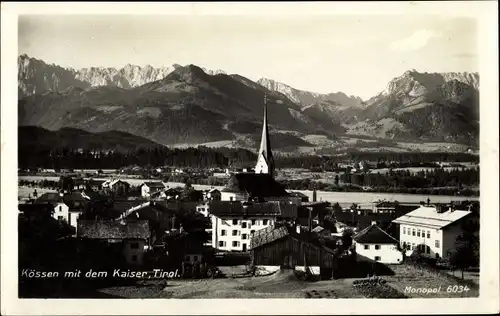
[255, 93, 275, 177]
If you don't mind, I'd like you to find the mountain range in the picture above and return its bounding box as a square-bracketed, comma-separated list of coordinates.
[18, 54, 480, 151]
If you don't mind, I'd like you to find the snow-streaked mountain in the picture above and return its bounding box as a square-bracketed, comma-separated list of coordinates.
[18, 54, 480, 145]
[382, 69, 479, 97]
[18, 54, 227, 98]
[257, 77, 363, 107]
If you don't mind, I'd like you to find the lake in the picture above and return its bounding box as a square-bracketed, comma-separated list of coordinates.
[18, 175, 478, 208]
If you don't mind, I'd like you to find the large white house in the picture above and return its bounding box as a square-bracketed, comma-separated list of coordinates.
[35, 192, 86, 230]
[140, 181, 166, 198]
[392, 204, 476, 259]
[208, 201, 298, 252]
[353, 222, 403, 264]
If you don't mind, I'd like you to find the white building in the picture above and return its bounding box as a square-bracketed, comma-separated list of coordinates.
[392, 205, 476, 259]
[35, 192, 86, 230]
[209, 201, 297, 252]
[204, 189, 221, 201]
[140, 181, 166, 198]
[353, 222, 403, 264]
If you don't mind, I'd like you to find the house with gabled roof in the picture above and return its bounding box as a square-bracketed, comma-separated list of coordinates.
[250, 223, 343, 278]
[208, 200, 299, 252]
[220, 173, 295, 203]
[35, 192, 88, 229]
[140, 181, 166, 198]
[353, 222, 402, 264]
[77, 220, 150, 265]
[392, 204, 477, 259]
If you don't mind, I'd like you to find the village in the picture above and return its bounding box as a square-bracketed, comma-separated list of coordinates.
[18, 97, 480, 299]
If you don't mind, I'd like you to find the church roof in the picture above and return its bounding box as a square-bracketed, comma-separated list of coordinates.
[256, 94, 275, 175]
[221, 173, 288, 197]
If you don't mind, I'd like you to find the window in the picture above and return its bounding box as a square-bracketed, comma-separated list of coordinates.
[57, 216, 63, 221]
[403, 227, 406, 235]
[250, 230, 255, 235]
[364, 245, 369, 250]
[412, 229, 416, 236]
[241, 222, 247, 228]
[218, 241, 226, 247]
[193, 255, 198, 262]
[230, 197, 234, 201]
[251, 219, 256, 225]
[59, 206, 62, 212]
[374, 256, 381, 261]
[263, 219, 269, 225]
[130, 243, 139, 249]
[131, 255, 137, 262]
[232, 241, 240, 247]
[375, 245, 381, 250]
[411, 243, 415, 250]
[242, 234, 248, 240]
[232, 219, 238, 225]
[185, 255, 190, 261]
[426, 231, 431, 238]
[435, 240, 440, 248]
[221, 230, 227, 236]
[417, 229, 421, 237]
[232, 230, 238, 236]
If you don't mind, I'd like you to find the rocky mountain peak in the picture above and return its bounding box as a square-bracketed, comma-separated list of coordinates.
[17, 55, 227, 97]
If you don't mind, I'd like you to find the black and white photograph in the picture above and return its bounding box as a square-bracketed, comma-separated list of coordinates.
[1, 1, 498, 315]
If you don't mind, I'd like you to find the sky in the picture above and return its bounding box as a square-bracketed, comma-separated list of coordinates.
[18, 14, 478, 100]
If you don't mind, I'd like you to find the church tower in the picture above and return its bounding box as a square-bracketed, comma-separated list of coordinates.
[255, 93, 275, 177]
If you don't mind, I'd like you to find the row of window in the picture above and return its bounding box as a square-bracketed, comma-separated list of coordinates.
[402, 241, 439, 250]
[185, 255, 200, 262]
[363, 244, 382, 250]
[231, 219, 271, 226]
[403, 227, 431, 239]
[220, 230, 256, 237]
[218, 241, 247, 248]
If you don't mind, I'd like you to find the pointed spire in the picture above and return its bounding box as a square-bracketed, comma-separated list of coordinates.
[255, 93, 275, 177]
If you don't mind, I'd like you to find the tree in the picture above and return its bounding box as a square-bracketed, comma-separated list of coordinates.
[341, 228, 354, 249]
[59, 176, 74, 193]
[446, 220, 479, 279]
[332, 202, 342, 213]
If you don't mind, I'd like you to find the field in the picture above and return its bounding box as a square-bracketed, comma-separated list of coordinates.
[18, 176, 478, 208]
[95, 270, 363, 299]
[384, 264, 479, 298]
[91, 264, 479, 299]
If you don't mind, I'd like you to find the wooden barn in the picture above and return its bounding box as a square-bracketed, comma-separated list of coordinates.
[250, 224, 343, 279]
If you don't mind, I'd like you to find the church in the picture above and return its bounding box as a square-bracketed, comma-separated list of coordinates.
[219, 94, 298, 204]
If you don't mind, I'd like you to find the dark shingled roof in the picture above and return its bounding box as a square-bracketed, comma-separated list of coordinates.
[288, 191, 309, 198]
[36, 192, 63, 203]
[353, 223, 398, 244]
[18, 203, 54, 215]
[250, 225, 289, 249]
[221, 173, 288, 198]
[142, 181, 166, 189]
[113, 200, 150, 213]
[209, 201, 297, 218]
[77, 220, 150, 239]
[250, 224, 339, 254]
